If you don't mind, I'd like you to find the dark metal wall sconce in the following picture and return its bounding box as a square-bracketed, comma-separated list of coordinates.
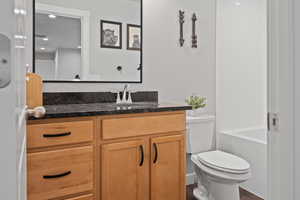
[191, 13, 198, 48]
[179, 10, 185, 47]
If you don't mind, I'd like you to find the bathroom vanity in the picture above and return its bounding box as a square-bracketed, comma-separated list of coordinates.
[26, 93, 191, 200]
[30, 0, 191, 198]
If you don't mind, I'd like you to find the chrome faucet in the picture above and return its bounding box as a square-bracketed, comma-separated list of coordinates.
[116, 84, 132, 104]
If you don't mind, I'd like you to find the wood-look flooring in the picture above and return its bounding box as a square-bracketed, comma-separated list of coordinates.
[186, 184, 263, 200]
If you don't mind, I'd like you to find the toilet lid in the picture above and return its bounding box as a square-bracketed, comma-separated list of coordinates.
[197, 151, 250, 174]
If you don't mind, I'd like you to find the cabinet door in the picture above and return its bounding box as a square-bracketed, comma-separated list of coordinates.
[101, 140, 149, 200]
[150, 134, 186, 200]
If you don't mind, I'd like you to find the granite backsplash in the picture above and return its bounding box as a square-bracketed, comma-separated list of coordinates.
[43, 91, 159, 105]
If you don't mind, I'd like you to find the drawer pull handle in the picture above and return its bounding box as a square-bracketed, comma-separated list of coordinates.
[43, 132, 71, 138]
[153, 143, 158, 164]
[139, 145, 144, 166]
[43, 171, 71, 179]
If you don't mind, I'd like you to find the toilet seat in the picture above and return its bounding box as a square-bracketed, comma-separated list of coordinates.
[191, 153, 251, 183]
[197, 151, 250, 174]
[191, 152, 251, 200]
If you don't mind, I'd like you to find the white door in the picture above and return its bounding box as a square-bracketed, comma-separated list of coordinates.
[0, 0, 32, 199]
[268, 0, 295, 199]
[294, 0, 300, 199]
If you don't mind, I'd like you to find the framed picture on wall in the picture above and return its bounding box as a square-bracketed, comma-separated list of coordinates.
[101, 20, 122, 49]
[127, 24, 141, 51]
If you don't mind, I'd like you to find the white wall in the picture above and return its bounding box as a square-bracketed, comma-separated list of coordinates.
[143, 0, 216, 111]
[42, 0, 217, 114]
[216, 0, 267, 132]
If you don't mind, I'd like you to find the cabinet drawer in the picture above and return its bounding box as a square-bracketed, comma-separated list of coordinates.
[28, 146, 94, 200]
[102, 113, 185, 140]
[27, 120, 94, 149]
[66, 194, 93, 200]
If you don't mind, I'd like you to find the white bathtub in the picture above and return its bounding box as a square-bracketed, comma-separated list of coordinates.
[218, 128, 267, 199]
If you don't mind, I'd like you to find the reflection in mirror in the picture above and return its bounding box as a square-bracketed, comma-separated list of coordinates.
[35, 14, 81, 81]
[34, 0, 142, 83]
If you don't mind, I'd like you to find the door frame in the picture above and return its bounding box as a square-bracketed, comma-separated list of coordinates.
[267, 0, 295, 199]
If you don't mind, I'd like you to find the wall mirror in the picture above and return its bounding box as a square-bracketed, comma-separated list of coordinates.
[33, 0, 142, 83]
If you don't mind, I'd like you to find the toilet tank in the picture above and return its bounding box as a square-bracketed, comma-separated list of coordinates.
[186, 115, 215, 154]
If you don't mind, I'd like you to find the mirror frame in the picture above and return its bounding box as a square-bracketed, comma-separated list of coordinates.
[32, 0, 143, 84]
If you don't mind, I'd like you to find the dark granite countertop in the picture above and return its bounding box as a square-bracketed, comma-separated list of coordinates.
[28, 102, 192, 120]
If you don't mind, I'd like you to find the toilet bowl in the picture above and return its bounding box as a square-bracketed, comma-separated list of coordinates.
[191, 150, 251, 200]
[186, 115, 251, 200]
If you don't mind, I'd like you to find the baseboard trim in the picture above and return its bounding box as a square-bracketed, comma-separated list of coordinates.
[240, 187, 264, 200]
[186, 172, 196, 185]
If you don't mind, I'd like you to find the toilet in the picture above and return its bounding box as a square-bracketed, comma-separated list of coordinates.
[187, 115, 251, 200]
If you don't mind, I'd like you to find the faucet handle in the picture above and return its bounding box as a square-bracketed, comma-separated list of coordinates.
[127, 91, 133, 104]
[116, 92, 122, 104]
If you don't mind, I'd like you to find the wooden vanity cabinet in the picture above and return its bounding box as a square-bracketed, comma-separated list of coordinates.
[100, 133, 185, 200]
[27, 118, 96, 200]
[99, 111, 186, 200]
[27, 111, 186, 200]
[101, 139, 149, 200]
[150, 135, 186, 200]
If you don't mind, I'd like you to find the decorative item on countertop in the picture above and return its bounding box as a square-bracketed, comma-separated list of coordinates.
[26, 73, 43, 109]
[185, 95, 206, 116]
[179, 10, 185, 47]
[191, 13, 198, 48]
